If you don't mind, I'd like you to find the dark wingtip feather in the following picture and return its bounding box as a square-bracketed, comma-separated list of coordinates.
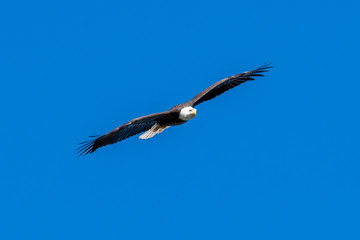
[76, 136, 98, 156]
[246, 63, 273, 76]
[258, 62, 274, 71]
[251, 73, 264, 77]
[241, 63, 273, 79]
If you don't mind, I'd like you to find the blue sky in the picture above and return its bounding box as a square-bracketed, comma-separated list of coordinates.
[1, 0, 359, 239]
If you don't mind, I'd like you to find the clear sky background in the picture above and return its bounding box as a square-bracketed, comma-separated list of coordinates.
[1, 0, 359, 239]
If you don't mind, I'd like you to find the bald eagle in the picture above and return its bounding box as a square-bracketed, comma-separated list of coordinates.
[77, 64, 272, 155]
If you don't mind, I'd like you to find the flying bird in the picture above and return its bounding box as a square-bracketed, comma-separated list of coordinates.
[77, 64, 273, 155]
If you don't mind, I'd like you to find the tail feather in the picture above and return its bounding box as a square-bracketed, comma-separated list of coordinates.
[139, 124, 169, 139]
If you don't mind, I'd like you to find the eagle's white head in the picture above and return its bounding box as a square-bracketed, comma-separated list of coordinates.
[179, 106, 197, 121]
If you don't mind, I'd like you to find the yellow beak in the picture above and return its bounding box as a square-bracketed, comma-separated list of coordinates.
[193, 109, 197, 116]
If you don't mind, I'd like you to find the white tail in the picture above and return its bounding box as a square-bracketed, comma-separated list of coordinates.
[139, 124, 169, 139]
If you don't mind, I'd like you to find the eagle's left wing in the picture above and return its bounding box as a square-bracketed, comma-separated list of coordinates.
[186, 64, 273, 107]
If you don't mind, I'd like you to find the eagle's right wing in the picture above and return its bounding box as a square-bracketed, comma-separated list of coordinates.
[77, 111, 170, 155]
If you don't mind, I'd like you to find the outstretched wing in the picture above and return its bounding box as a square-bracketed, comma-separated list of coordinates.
[187, 63, 273, 107]
[77, 111, 170, 155]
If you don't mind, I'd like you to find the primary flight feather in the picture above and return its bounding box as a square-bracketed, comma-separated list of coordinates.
[77, 64, 273, 155]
